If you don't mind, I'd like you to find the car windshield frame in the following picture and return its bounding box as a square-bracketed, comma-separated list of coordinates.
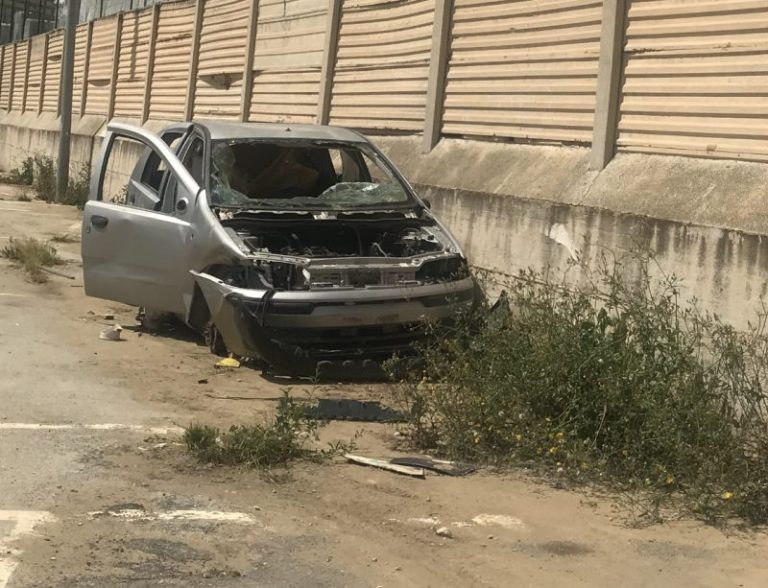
[206, 138, 418, 212]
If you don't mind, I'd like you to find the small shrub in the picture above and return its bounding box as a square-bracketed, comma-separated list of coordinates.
[62, 163, 91, 209]
[390, 253, 768, 525]
[1, 237, 64, 283]
[184, 393, 347, 469]
[16, 187, 32, 202]
[8, 157, 35, 185]
[31, 155, 57, 202]
[5, 155, 90, 208]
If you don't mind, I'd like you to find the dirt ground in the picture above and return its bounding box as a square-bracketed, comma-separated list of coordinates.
[2, 185, 768, 587]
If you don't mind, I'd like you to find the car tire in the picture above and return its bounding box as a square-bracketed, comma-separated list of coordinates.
[204, 320, 228, 357]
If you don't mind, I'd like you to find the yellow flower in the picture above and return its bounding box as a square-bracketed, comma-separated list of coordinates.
[555, 432, 565, 440]
[722, 491, 734, 501]
[514, 433, 523, 442]
[665, 475, 675, 485]
[548, 446, 558, 455]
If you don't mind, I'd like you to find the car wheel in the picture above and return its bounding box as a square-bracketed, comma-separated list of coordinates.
[204, 320, 228, 357]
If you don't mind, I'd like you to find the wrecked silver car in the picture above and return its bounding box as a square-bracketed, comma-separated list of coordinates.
[82, 121, 476, 376]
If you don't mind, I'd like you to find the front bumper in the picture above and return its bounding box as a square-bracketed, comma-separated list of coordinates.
[193, 272, 475, 377]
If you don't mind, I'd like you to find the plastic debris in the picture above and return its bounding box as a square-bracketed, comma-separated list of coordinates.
[390, 456, 477, 477]
[344, 454, 425, 478]
[435, 527, 453, 538]
[215, 356, 241, 369]
[99, 324, 123, 341]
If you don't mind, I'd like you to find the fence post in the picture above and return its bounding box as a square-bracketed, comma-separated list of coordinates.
[80, 22, 94, 116]
[107, 13, 124, 119]
[7, 43, 16, 111]
[142, 3, 160, 124]
[317, 0, 341, 125]
[184, 0, 205, 121]
[240, 0, 260, 122]
[39, 33, 49, 113]
[21, 38, 31, 112]
[590, 0, 627, 170]
[423, 0, 452, 153]
[0, 46, 4, 108]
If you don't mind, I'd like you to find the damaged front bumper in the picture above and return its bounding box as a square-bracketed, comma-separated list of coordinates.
[192, 271, 476, 377]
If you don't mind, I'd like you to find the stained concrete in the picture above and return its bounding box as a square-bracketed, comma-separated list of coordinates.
[374, 135, 768, 328]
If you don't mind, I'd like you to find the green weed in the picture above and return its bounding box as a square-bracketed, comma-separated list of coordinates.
[389, 252, 768, 525]
[1, 237, 64, 283]
[184, 393, 353, 469]
[6, 155, 90, 208]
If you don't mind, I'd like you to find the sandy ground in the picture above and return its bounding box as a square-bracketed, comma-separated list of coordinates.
[1, 185, 768, 587]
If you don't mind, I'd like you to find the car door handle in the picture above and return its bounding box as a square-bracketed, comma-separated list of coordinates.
[91, 215, 109, 229]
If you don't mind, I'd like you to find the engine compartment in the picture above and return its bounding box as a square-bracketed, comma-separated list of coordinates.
[223, 218, 445, 259]
[219, 217, 466, 290]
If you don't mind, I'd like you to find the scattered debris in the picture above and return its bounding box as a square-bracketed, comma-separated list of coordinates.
[407, 516, 440, 525]
[345, 454, 425, 478]
[197, 379, 209, 385]
[435, 526, 453, 538]
[215, 356, 241, 369]
[390, 457, 477, 476]
[309, 399, 407, 422]
[88, 507, 258, 524]
[395, 513, 526, 532]
[137, 442, 171, 452]
[99, 324, 123, 341]
[471, 514, 526, 530]
[41, 266, 76, 280]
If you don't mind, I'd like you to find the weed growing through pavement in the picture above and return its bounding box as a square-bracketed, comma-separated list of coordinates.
[184, 392, 356, 469]
[389, 251, 768, 525]
[1, 237, 65, 283]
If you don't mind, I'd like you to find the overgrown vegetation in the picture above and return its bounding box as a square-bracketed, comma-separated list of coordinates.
[1, 237, 65, 283]
[7, 156, 34, 185]
[7, 155, 90, 208]
[390, 254, 768, 524]
[184, 393, 351, 469]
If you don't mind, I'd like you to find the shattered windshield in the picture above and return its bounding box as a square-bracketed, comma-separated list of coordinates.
[208, 139, 413, 210]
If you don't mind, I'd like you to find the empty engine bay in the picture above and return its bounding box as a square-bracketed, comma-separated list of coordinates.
[220, 218, 466, 290]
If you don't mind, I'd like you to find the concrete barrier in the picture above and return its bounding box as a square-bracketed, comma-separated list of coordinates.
[2, 118, 767, 330]
[376, 136, 768, 330]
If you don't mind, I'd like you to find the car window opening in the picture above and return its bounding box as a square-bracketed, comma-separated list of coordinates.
[209, 140, 412, 210]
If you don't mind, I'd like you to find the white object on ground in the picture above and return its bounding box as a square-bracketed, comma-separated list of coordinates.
[345, 454, 425, 478]
[99, 324, 123, 341]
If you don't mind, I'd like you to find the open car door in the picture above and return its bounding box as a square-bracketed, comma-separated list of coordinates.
[81, 123, 200, 316]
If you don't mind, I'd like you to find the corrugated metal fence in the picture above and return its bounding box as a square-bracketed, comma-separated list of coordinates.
[0, 0, 766, 164]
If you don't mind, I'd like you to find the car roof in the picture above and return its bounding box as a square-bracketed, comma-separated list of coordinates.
[192, 120, 369, 144]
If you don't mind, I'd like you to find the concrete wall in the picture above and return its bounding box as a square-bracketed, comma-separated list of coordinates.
[2, 114, 768, 330]
[0, 111, 103, 175]
[376, 136, 768, 330]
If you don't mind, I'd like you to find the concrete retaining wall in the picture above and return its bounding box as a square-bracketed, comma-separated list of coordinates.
[2, 117, 767, 329]
[376, 136, 768, 329]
